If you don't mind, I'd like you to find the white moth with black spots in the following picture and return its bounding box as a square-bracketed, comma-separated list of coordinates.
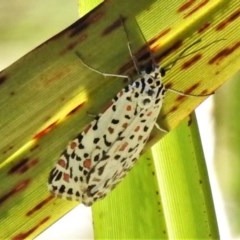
[48, 17, 221, 206]
[48, 63, 166, 206]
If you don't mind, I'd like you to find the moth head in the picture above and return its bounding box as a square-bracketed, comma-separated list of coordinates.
[143, 64, 165, 78]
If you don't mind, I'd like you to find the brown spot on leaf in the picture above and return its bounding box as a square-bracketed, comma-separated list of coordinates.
[181, 53, 202, 69]
[208, 41, 240, 65]
[12, 216, 50, 240]
[215, 9, 240, 31]
[60, 34, 88, 55]
[33, 122, 58, 140]
[0, 180, 31, 205]
[177, 0, 196, 12]
[30, 144, 39, 152]
[0, 75, 7, 85]
[176, 95, 187, 102]
[165, 83, 173, 89]
[8, 158, 38, 175]
[185, 82, 201, 94]
[149, 28, 171, 46]
[102, 17, 123, 36]
[198, 22, 211, 33]
[26, 195, 54, 216]
[169, 105, 178, 114]
[155, 40, 183, 63]
[2, 145, 14, 155]
[69, 5, 104, 37]
[67, 102, 85, 116]
[183, 0, 209, 18]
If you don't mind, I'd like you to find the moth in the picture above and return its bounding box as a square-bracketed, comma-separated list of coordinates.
[48, 17, 221, 206]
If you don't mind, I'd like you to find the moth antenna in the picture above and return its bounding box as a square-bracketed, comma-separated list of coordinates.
[120, 15, 161, 75]
[120, 15, 141, 74]
[166, 87, 214, 97]
[164, 38, 226, 71]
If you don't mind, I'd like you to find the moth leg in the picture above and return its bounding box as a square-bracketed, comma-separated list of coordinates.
[86, 111, 101, 119]
[75, 51, 130, 81]
[154, 122, 168, 133]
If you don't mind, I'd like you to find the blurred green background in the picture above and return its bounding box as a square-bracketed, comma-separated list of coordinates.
[0, 1, 78, 69]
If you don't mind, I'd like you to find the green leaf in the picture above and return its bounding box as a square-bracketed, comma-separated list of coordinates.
[93, 114, 219, 239]
[0, 0, 239, 239]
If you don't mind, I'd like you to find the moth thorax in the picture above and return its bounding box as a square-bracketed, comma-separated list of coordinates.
[138, 90, 156, 108]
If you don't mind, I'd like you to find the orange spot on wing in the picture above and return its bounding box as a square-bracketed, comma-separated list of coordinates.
[63, 173, 70, 182]
[70, 141, 78, 149]
[134, 126, 140, 132]
[83, 159, 92, 169]
[126, 105, 132, 111]
[119, 142, 128, 151]
[58, 159, 66, 168]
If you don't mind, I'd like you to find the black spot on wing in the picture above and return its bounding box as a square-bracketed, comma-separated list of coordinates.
[143, 126, 149, 132]
[56, 171, 63, 181]
[93, 137, 100, 144]
[79, 143, 84, 149]
[67, 188, 73, 195]
[112, 105, 116, 111]
[59, 185, 66, 193]
[48, 168, 58, 183]
[111, 119, 119, 124]
[103, 134, 111, 147]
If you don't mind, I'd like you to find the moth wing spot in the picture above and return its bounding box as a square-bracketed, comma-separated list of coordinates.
[134, 126, 140, 132]
[119, 142, 128, 151]
[126, 105, 132, 111]
[70, 141, 78, 149]
[108, 127, 114, 134]
[83, 124, 92, 134]
[63, 173, 70, 182]
[83, 159, 92, 169]
[57, 159, 66, 168]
